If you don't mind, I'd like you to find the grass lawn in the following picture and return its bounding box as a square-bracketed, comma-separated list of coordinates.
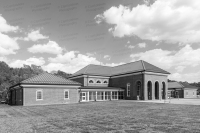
[1, 101, 200, 133]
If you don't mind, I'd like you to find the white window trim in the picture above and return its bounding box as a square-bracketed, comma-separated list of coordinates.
[64, 90, 69, 100]
[127, 83, 130, 97]
[36, 89, 43, 101]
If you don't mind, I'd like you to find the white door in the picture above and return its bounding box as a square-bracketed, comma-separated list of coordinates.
[82, 92, 86, 101]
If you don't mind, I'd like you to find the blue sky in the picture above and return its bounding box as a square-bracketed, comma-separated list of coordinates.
[0, 0, 200, 82]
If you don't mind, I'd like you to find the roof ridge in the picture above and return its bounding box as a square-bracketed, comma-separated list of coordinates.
[21, 72, 47, 83]
[112, 60, 141, 68]
[141, 60, 146, 71]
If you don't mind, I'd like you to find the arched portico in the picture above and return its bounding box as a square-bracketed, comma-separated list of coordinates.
[147, 81, 152, 100]
[155, 81, 159, 100]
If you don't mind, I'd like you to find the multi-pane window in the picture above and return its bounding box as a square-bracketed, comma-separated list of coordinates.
[118, 91, 124, 99]
[136, 81, 141, 96]
[112, 91, 118, 100]
[105, 91, 111, 100]
[89, 91, 96, 101]
[64, 90, 69, 99]
[127, 83, 130, 97]
[97, 91, 104, 100]
[36, 90, 43, 100]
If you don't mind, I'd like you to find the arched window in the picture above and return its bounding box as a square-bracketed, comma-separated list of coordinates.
[127, 83, 130, 97]
[103, 80, 108, 84]
[89, 80, 94, 84]
[96, 80, 101, 83]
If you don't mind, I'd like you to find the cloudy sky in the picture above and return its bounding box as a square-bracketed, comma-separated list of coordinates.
[0, 0, 200, 82]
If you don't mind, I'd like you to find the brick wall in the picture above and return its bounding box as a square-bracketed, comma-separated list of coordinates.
[23, 86, 79, 106]
[110, 74, 143, 100]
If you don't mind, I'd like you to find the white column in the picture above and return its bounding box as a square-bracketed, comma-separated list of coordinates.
[117, 91, 119, 100]
[111, 91, 112, 100]
[103, 91, 105, 101]
[87, 91, 89, 101]
[96, 91, 97, 101]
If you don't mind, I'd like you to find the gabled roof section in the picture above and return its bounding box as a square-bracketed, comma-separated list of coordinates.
[111, 60, 144, 75]
[142, 61, 170, 74]
[70, 60, 170, 78]
[179, 82, 198, 89]
[168, 82, 184, 89]
[71, 64, 112, 77]
[21, 73, 81, 85]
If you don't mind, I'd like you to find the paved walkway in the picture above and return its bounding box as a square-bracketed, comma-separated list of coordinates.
[136, 98, 200, 105]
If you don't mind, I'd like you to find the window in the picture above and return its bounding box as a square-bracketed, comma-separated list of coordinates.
[96, 80, 101, 84]
[36, 90, 43, 100]
[193, 92, 195, 96]
[105, 91, 111, 100]
[127, 83, 130, 97]
[186, 91, 188, 95]
[118, 91, 124, 99]
[103, 80, 108, 84]
[89, 80, 94, 84]
[112, 91, 118, 100]
[64, 90, 69, 99]
[137, 82, 141, 96]
[97, 91, 104, 100]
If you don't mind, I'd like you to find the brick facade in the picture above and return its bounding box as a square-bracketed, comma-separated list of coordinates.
[110, 73, 143, 100]
[23, 86, 79, 106]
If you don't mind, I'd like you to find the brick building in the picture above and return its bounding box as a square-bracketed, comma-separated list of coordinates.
[9, 73, 81, 106]
[168, 82, 198, 98]
[69, 60, 170, 102]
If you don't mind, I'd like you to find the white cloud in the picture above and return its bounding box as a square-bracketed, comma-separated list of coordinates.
[104, 62, 124, 67]
[95, 0, 200, 43]
[175, 66, 185, 73]
[43, 51, 100, 73]
[126, 45, 135, 49]
[24, 30, 48, 41]
[9, 57, 45, 68]
[130, 45, 200, 70]
[28, 41, 63, 54]
[0, 15, 18, 33]
[104, 55, 111, 60]
[0, 33, 20, 55]
[0, 15, 20, 56]
[138, 43, 146, 48]
[127, 41, 130, 44]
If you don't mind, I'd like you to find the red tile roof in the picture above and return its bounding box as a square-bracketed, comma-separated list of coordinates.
[21, 73, 81, 85]
[71, 60, 170, 77]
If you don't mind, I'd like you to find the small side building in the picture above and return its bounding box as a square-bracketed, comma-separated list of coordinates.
[168, 82, 198, 98]
[9, 73, 81, 106]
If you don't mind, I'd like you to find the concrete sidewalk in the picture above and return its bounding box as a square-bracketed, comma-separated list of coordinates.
[136, 98, 200, 105]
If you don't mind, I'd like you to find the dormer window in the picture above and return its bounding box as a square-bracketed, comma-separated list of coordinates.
[96, 80, 101, 84]
[89, 80, 94, 83]
[103, 80, 108, 84]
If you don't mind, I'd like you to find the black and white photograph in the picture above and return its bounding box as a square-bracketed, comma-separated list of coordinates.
[0, 0, 200, 132]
